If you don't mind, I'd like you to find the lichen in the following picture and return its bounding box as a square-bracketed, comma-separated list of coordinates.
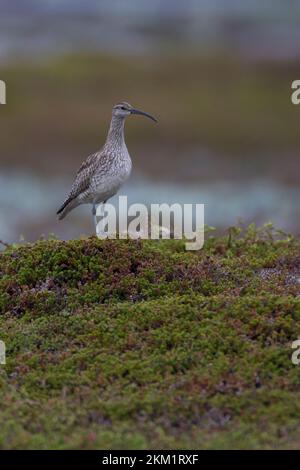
[0, 227, 299, 449]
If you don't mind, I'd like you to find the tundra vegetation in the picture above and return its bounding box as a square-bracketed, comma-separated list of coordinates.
[0, 224, 299, 449]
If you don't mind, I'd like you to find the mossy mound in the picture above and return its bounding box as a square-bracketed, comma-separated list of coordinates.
[0, 228, 300, 449]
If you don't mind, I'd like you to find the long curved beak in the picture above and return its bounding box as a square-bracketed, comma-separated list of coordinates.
[130, 108, 158, 123]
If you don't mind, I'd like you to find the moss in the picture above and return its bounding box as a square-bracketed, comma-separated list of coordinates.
[0, 227, 299, 449]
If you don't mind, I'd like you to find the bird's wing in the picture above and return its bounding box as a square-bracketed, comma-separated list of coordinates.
[57, 152, 102, 216]
[67, 152, 100, 201]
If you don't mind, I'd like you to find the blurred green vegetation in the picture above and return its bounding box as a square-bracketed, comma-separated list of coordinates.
[0, 227, 300, 449]
[1, 53, 300, 178]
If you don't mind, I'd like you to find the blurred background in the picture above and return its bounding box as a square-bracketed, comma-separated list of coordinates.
[0, 0, 300, 243]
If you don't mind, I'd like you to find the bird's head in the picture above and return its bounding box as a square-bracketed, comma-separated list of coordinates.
[112, 101, 157, 123]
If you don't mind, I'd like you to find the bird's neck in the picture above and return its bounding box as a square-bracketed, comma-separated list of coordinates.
[105, 115, 126, 149]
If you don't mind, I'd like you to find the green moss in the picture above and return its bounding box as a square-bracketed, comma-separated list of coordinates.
[0, 228, 299, 449]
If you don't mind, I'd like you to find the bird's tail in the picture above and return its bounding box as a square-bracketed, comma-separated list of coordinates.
[56, 198, 78, 220]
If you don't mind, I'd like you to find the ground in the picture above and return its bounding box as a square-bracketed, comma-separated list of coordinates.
[0, 225, 300, 449]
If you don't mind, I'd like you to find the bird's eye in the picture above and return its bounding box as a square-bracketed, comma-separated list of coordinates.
[121, 106, 126, 110]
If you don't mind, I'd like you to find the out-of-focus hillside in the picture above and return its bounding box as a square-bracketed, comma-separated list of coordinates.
[1, 53, 300, 185]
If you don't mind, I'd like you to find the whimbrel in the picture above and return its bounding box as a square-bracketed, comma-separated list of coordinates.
[57, 102, 157, 228]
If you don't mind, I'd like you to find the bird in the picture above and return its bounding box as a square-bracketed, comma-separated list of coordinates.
[56, 101, 157, 229]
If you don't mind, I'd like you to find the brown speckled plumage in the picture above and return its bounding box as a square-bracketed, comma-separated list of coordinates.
[57, 101, 157, 223]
